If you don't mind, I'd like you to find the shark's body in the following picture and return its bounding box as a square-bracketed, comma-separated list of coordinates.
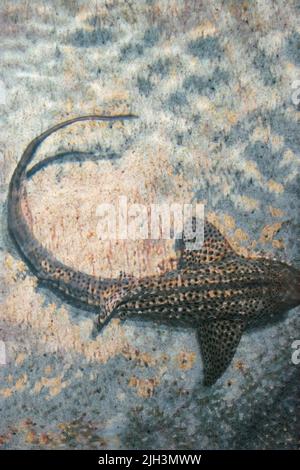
[7, 115, 300, 385]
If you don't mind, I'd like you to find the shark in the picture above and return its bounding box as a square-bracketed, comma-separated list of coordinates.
[7, 115, 300, 385]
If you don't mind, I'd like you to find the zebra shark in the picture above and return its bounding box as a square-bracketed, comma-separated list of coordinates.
[7, 115, 300, 385]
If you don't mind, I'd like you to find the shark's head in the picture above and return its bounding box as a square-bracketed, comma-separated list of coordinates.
[276, 261, 300, 309]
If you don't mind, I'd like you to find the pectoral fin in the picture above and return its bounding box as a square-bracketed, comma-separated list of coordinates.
[197, 319, 246, 386]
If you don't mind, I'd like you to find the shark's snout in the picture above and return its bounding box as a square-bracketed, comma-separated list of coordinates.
[286, 266, 300, 306]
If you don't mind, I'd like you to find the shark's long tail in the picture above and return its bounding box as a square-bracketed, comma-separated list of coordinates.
[7, 114, 137, 307]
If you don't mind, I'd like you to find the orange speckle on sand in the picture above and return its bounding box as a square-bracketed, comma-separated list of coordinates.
[189, 21, 217, 39]
[176, 351, 196, 370]
[226, 110, 238, 125]
[269, 206, 284, 218]
[39, 433, 50, 445]
[260, 222, 283, 244]
[235, 360, 247, 373]
[0, 388, 13, 398]
[272, 239, 285, 250]
[223, 215, 236, 231]
[15, 374, 27, 391]
[25, 430, 37, 444]
[122, 346, 157, 367]
[234, 228, 249, 242]
[33, 375, 67, 398]
[15, 353, 26, 366]
[267, 180, 284, 194]
[128, 376, 160, 398]
[0, 434, 9, 445]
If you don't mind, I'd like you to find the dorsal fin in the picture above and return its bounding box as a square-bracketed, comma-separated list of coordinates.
[177, 218, 236, 268]
[197, 319, 246, 386]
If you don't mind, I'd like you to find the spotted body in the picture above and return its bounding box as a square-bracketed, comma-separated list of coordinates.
[8, 115, 300, 386]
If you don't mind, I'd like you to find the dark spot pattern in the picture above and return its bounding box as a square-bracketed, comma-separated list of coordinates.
[166, 91, 188, 112]
[285, 32, 300, 66]
[197, 319, 246, 386]
[253, 49, 277, 86]
[183, 68, 229, 97]
[143, 27, 161, 47]
[187, 36, 223, 60]
[137, 75, 153, 96]
[68, 29, 112, 47]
